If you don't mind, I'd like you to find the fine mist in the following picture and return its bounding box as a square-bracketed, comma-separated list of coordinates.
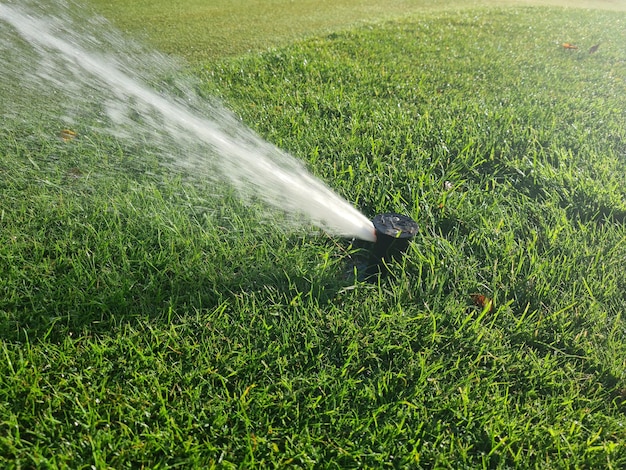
[0, 1, 376, 242]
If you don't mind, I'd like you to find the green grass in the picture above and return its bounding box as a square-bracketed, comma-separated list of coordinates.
[86, 0, 626, 62]
[88, 0, 456, 62]
[3, 3, 626, 468]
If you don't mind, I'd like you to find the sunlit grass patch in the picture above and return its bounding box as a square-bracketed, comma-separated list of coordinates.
[2, 5, 626, 468]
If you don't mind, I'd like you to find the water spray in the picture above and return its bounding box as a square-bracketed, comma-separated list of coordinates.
[0, 2, 376, 243]
[1, 1, 420, 280]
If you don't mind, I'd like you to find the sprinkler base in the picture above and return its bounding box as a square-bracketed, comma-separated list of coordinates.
[363, 213, 418, 279]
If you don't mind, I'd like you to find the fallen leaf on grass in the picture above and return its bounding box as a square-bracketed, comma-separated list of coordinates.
[589, 44, 600, 54]
[60, 129, 77, 142]
[470, 293, 494, 313]
[561, 43, 578, 50]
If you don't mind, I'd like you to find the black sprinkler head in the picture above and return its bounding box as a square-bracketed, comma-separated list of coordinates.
[365, 213, 418, 278]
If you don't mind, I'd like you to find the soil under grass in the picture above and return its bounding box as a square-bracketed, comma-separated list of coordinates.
[2, 1, 626, 468]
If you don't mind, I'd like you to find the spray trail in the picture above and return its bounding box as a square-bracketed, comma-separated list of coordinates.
[0, 1, 376, 242]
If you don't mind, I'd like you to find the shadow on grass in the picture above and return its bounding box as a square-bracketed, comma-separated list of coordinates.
[474, 156, 626, 226]
[0, 167, 361, 344]
[0, 235, 357, 344]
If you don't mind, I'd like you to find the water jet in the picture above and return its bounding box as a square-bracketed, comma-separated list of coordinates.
[0, 1, 376, 243]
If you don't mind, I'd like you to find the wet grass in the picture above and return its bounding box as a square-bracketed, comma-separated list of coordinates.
[2, 5, 626, 468]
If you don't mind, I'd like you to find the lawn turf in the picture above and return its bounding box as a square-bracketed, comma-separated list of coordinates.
[87, 0, 626, 62]
[2, 2, 626, 468]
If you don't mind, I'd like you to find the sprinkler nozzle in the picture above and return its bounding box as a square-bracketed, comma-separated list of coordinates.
[365, 213, 418, 278]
